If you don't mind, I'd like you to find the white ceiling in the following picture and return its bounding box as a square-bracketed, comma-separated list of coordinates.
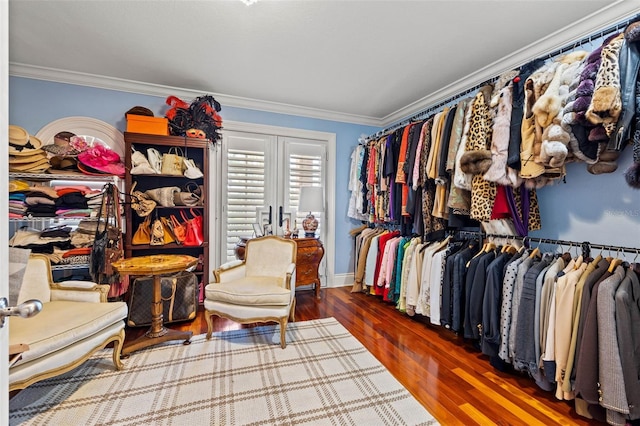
[8, 0, 640, 126]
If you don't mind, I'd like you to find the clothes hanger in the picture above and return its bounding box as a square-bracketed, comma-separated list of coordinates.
[608, 248, 624, 273]
[528, 238, 541, 259]
[484, 238, 497, 253]
[466, 237, 488, 267]
[605, 245, 614, 263]
[518, 236, 528, 253]
[501, 236, 514, 254]
[567, 241, 580, 268]
[504, 237, 519, 255]
[632, 251, 640, 275]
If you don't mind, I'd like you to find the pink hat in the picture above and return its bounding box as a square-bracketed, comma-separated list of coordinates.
[77, 144, 125, 177]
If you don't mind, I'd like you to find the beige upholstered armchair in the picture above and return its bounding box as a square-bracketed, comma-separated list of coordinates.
[204, 236, 297, 348]
[9, 253, 128, 391]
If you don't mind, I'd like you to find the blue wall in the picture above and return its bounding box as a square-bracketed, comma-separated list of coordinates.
[9, 76, 377, 275]
[532, 147, 640, 255]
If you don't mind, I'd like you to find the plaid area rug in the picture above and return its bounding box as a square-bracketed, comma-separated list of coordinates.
[9, 317, 438, 425]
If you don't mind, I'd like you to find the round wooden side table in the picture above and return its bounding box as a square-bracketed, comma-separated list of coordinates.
[112, 254, 198, 356]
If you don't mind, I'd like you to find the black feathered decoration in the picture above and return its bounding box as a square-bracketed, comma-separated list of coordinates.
[165, 95, 223, 144]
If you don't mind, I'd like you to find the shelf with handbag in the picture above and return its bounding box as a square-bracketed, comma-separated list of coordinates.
[8, 172, 121, 279]
[123, 132, 210, 322]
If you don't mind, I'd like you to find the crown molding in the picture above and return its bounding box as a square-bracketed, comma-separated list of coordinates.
[8, 63, 382, 127]
[380, 0, 640, 127]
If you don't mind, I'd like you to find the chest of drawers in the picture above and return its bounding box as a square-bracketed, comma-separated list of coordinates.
[292, 237, 324, 299]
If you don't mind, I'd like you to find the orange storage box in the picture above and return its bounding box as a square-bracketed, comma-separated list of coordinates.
[126, 114, 169, 136]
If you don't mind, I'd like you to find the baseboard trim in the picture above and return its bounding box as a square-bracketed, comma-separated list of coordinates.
[327, 273, 354, 288]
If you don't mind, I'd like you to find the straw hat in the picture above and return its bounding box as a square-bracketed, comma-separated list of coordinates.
[8, 152, 48, 164]
[9, 157, 50, 172]
[9, 125, 29, 147]
[9, 128, 49, 172]
[8, 133, 44, 156]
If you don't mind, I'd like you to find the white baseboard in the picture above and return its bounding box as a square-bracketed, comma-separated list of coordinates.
[326, 273, 354, 288]
[295, 274, 352, 293]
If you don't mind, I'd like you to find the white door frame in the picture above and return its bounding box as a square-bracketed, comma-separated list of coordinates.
[2, 0, 11, 417]
[211, 120, 336, 287]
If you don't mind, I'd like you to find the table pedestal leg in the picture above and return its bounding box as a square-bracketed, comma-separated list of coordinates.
[122, 274, 193, 356]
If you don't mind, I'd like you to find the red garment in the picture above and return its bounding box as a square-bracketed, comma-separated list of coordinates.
[395, 125, 411, 184]
[396, 124, 414, 216]
[367, 143, 377, 186]
[491, 185, 511, 219]
[373, 231, 401, 296]
[55, 185, 93, 196]
[62, 247, 92, 258]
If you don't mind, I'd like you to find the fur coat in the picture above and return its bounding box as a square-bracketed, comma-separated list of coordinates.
[484, 82, 522, 187]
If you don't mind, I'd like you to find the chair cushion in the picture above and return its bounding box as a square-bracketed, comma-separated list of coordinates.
[205, 277, 290, 306]
[9, 300, 128, 365]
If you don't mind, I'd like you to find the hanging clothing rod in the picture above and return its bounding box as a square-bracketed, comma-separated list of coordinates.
[479, 233, 640, 255]
[367, 12, 640, 141]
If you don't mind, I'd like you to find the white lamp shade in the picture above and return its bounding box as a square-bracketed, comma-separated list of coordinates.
[298, 186, 324, 213]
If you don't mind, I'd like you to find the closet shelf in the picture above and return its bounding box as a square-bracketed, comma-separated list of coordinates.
[9, 172, 119, 182]
[51, 263, 90, 271]
[153, 206, 204, 210]
[9, 217, 98, 223]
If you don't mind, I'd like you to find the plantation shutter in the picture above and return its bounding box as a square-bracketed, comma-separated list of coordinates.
[224, 147, 266, 260]
[285, 147, 324, 237]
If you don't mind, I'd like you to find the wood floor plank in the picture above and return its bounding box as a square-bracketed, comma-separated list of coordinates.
[123, 286, 601, 425]
[453, 367, 551, 426]
[458, 402, 497, 426]
[482, 370, 578, 425]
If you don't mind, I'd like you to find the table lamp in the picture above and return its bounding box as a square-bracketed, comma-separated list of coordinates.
[298, 186, 324, 238]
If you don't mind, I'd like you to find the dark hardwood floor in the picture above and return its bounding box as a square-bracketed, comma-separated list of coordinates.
[125, 286, 598, 426]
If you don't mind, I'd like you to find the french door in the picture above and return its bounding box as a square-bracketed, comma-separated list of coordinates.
[219, 130, 328, 266]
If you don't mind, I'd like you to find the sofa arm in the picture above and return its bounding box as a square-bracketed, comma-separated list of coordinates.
[214, 261, 246, 283]
[50, 281, 110, 303]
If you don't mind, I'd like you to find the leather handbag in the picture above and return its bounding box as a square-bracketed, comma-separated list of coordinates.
[169, 214, 187, 244]
[89, 183, 123, 285]
[126, 271, 198, 327]
[160, 216, 176, 244]
[161, 147, 186, 175]
[182, 209, 204, 246]
[146, 148, 163, 174]
[185, 181, 204, 205]
[145, 186, 180, 207]
[132, 215, 152, 245]
[149, 217, 165, 246]
[183, 157, 204, 179]
[173, 191, 200, 206]
[131, 147, 157, 175]
[130, 181, 156, 217]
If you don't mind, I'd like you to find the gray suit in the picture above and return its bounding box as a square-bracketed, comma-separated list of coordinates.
[615, 266, 640, 420]
[597, 266, 628, 416]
